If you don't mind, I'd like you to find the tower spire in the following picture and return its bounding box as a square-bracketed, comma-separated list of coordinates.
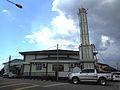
[78, 8, 96, 69]
[78, 8, 89, 45]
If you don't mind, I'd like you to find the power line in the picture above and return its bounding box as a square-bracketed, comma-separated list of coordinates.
[47, 44, 79, 50]
[94, 47, 106, 63]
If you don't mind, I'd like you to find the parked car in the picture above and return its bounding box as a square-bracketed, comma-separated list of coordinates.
[68, 69, 111, 86]
[112, 72, 120, 81]
[3, 72, 17, 78]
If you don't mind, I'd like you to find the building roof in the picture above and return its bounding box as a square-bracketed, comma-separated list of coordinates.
[3, 59, 23, 64]
[97, 62, 119, 72]
[97, 62, 109, 66]
[103, 66, 119, 72]
[19, 49, 79, 55]
[34, 57, 79, 60]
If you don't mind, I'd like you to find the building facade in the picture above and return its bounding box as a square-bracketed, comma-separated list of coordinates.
[19, 49, 80, 78]
[2, 50, 118, 78]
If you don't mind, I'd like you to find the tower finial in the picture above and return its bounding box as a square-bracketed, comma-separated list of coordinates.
[81, 5, 83, 8]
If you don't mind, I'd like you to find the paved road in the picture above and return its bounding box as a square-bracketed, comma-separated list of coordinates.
[0, 77, 119, 90]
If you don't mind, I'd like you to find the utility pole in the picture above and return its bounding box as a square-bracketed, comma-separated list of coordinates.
[116, 62, 119, 70]
[8, 55, 11, 74]
[56, 44, 59, 81]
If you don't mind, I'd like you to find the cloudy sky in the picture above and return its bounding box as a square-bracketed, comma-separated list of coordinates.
[0, 0, 120, 70]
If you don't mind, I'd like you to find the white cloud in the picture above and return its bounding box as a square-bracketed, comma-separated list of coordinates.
[25, 24, 78, 50]
[96, 35, 116, 57]
[2, 9, 15, 20]
[25, 27, 53, 44]
[25, 0, 79, 50]
[101, 35, 110, 47]
[100, 35, 114, 49]
[2, 9, 8, 13]
[52, 0, 62, 14]
[51, 15, 77, 34]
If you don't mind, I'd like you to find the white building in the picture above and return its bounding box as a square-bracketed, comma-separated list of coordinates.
[19, 49, 80, 78]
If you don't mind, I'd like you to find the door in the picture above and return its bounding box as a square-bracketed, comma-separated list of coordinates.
[78, 69, 89, 80]
[87, 69, 98, 80]
[79, 69, 97, 80]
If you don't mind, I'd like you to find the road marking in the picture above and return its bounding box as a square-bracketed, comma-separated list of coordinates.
[42, 83, 68, 87]
[13, 85, 40, 90]
[0, 83, 26, 88]
[0, 81, 16, 85]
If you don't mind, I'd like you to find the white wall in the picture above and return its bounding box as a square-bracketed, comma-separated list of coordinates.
[69, 55, 79, 59]
[24, 64, 30, 72]
[25, 55, 35, 62]
[36, 55, 48, 59]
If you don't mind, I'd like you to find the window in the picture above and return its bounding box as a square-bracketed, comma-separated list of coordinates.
[36, 64, 42, 70]
[52, 64, 64, 71]
[81, 69, 89, 73]
[88, 69, 95, 73]
[70, 64, 74, 68]
[81, 69, 95, 73]
[43, 64, 46, 68]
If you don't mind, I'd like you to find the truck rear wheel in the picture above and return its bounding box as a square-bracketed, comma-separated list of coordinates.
[99, 78, 107, 86]
[72, 77, 79, 84]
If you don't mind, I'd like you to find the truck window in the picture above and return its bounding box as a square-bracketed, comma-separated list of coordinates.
[88, 69, 95, 73]
[81, 69, 89, 73]
[81, 69, 95, 73]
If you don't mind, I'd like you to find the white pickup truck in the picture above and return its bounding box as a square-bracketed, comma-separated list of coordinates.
[68, 69, 111, 86]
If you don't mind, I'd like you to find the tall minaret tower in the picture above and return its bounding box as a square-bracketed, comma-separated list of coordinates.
[79, 8, 90, 45]
[78, 8, 97, 69]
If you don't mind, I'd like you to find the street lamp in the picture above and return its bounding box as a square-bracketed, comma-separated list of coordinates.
[6, 0, 23, 8]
